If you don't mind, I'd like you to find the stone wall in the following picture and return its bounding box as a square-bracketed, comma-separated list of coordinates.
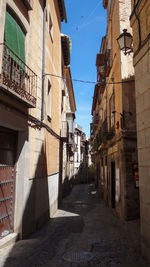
[130, 0, 150, 261]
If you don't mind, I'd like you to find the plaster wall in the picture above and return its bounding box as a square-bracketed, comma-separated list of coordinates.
[0, 0, 63, 241]
[48, 173, 59, 217]
[44, 0, 62, 180]
[45, 0, 61, 134]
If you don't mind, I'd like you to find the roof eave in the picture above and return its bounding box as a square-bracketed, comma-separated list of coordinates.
[103, 0, 108, 9]
[65, 67, 76, 113]
[61, 34, 70, 66]
[58, 0, 67, 22]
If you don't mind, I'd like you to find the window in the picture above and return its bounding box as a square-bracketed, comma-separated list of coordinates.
[47, 80, 52, 120]
[5, 9, 25, 63]
[61, 90, 65, 113]
[109, 93, 115, 129]
[49, 12, 53, 41]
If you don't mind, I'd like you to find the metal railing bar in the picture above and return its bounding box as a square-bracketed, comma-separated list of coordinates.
[0, 43, 37, 76]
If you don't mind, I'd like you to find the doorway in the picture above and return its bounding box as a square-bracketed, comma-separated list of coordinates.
[0, 126, 18, 238]
[96, 162, 100, 188]
[111, 161, 115, 208]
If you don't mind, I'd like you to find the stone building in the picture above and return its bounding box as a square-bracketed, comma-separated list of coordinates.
[91, 0, 139, 220]
[74, 124, 83, 179]
[60, 37, 76, 197]
[130, 0, 150, 261]
[74, 124, 89, 184]
[0, 0, 69, 246]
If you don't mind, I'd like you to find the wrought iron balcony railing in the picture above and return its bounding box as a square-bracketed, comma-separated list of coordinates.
[93, 114, 99, 125]
[0, 43, 37, 107]
[101, 118, 108, 134]
[107, 127, 115, 140]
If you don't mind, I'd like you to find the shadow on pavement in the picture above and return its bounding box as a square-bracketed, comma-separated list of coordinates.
[2, 184, 93, 267]
[2, 209, 85, 267]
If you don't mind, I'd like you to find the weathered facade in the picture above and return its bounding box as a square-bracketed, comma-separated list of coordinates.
[60, 38, 76, 197]
[74, 124, 89, 184]
[91, 0, 139, 220]
[74, 124, 83, 179]
[0, 0, 69, 245]
[130, 0, 150, 261]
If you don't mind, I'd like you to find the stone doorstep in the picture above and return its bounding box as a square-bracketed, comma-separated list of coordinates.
[0, 233, 18, 249]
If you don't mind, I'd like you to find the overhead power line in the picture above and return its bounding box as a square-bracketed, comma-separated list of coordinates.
[43, 73, 134, 85]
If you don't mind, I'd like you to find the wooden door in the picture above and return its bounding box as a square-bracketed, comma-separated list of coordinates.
[0, 126, 17, 238]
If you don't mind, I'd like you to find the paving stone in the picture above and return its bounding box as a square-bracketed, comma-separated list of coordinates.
[0, 183, 149, 267]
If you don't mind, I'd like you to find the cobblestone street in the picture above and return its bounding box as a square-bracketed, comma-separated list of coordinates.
[0, 183, 149, 267]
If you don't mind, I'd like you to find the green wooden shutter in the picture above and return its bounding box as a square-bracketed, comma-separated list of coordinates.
[17, 26, 25, 63]
[5, 11, 19, 55]
[5, 10, 25, 63]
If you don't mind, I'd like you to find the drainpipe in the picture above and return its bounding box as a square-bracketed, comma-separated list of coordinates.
[41, 0, 46, 121]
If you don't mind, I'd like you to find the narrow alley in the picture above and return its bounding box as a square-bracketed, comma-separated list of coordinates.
[0, 183, 148, 267]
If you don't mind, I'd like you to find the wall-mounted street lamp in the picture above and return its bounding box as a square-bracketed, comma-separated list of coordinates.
[112, 110, 132, 129]
[117, 29, 133, 55]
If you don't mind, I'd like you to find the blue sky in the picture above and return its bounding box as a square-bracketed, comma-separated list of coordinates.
[62, 0, 107, 137]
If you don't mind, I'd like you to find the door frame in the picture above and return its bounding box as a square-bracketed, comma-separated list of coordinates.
[111, 161, 115, 208]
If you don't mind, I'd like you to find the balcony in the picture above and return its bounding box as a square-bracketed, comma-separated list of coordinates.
[90, 122, 97, 136]
[96, 54, 105, 84]
[107, 127, 115, 140]
[101, 118, 108, 134]
[99, 119, 115, 143]
[98, 118, 108, 144]
[0, 43, 37, 107]
[105, 49, 112, 77]
[61, 121, 69, 140]
[68, 132, 74, 146]
[96, 50, 112, 81]
[90, 123, 94, 138]
[96, 53, 105, 66]
[22, 0, 33, 10]
[93, 113, 99, 125]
